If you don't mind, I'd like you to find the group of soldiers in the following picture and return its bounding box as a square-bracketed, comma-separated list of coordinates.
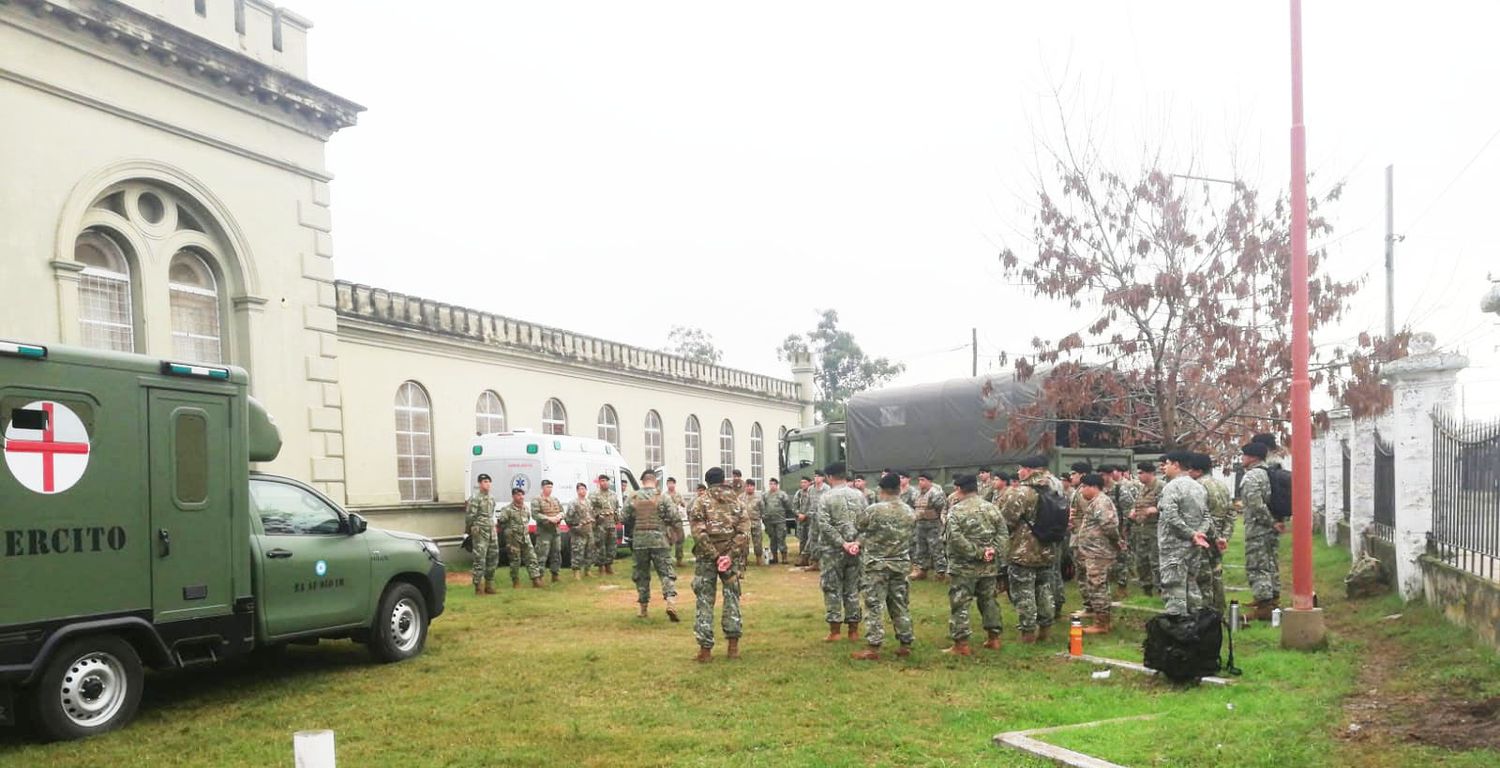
[462, 431, 1288, 662]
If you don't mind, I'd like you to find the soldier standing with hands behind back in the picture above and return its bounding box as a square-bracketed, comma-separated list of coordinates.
[763, 478, 794, 565]
[689, 467, 751, 662]
[567, 482, 596, 579]
[851, 473, 917, 660]
[589, 474, 620, 576]
[816, 462, 866, 643]
[465, 474, 499, 595]
[531, 479, 565, 583]
[943, 474, 1009, 656]
[499, 487, 543, 589]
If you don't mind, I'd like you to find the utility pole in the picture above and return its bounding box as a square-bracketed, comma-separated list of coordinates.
[971, 328, 978, 377]
[1385, 164, 1395, 339]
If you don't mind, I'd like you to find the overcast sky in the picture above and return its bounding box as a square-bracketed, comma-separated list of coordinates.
[291, 0, 1500, 415]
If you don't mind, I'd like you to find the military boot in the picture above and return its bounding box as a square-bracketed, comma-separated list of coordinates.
[935, 573, 949, 584]
[695, 646, 712, 663]
[483, 581, 497, 595]
[511, 577, 520, 590]
[983, 630, 1002, 650]
[551, 572, 560, 584]
[637, 603, 648, 619]
[847, 622, 860, 642]
[755, 554, 764, 566]
[474, 583, 483, 596]
[726, 638, 741, 660]
[851, 646, 880, 661]
[1113, 584, 1128, 600]
[1018, 631, 1038, 644]
[824, 622, 843, 642]
[941, 640, 973, 657]
[912, 568, 929, 581]
[1083, 614, 1112, 635]
[1037, 624, 1053, 642]
[531, 576, 543, 588]
[605, 563, 615, 575]
[895, 642, 913, 658]
[665, 597, 680, 623]
[675, 556, 684, 567]
[572, 570, 581, 581]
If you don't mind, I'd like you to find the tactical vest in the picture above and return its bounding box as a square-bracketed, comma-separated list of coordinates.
[535, 497, 562, 529]
[632, 493, 661, 534]
[915, 492, 938, 521]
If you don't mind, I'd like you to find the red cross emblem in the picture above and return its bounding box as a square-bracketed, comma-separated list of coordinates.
[4, 401, 91, 495]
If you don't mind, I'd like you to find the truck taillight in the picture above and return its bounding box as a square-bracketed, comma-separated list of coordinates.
[0, 340, 47, 359]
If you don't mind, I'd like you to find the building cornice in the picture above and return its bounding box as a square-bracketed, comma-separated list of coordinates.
[335, 282, 803, 408]
[2, 0, 363, 140]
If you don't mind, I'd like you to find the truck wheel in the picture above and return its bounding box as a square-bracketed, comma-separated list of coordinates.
[30, 635, 143, 741]
[370, 583, 427, 663]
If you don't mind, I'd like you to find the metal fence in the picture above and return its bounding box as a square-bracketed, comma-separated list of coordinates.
[1431, 409, 1500, 581]
[1370, 429, 1395, 542]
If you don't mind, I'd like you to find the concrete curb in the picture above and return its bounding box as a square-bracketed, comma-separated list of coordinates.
[993, 714, 1159, 768]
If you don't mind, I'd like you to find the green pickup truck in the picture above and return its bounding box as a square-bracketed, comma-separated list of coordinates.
[0, 340, 446, 740]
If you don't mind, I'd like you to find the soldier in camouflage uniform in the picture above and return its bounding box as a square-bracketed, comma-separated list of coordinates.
[855, 476, 879, 507]
[1107, 465, 1142, 598]
[998, 456, 1059, 643]
[499, 488, 543, 588]
[530, 479, 565, 582]
[1240, 440, 1281, 620]
[816, 462, 866, 642]
[851, 473, 917, 660]
[1130, 463, 1164, 596]
[764, 478, 793, 564]
[566, 482, 596, 579]
[689, 467, 751, 662]
[897, 471, 918, 509]
[1156, 452, 1211, 616]
[1188, 453, 1234, 616]
[465, 474, 500, 595]
[623, 470, 682, 620]
[589, 474, 620, 575]
[910, 472, 949, 581]
[976, 468, 995, 503]
[942, 474, 1009, 655]
[1075, 474, 1122, 633]
[793, 477, 814, 566]
[805, 471, 829, 570]
[1057, 461, 1092, 619]
[665, 477, 687, 567]
[742, 480, 767, 565]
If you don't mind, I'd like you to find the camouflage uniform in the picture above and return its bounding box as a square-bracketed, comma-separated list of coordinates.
[1196, 474, 1234, 616]
[763, 488, 793, 562]
[465, 490, 499, 586]
[1075, 493, 1121, 616]
[998, 471, 1059, 634]
[589, 487, 620, 570]
[807, 481, 828, 559]
[855, 497, 916, 647]
[793, 486, 813, 562]
[1240, 464, 1279, 603]
[1108, 478, 1141, 588]
[944, 494, 1009, 642]
[816, 484, 867, 625]
[898, 485, 919, 510]
[862, 486, 879, 508]
[911, 486, 949, 575]
[1131, 477, 1165, 594]
[498, 500, 542, 583]
[742, 490, 766, 563]
[664, 489, 687, 564]
[1157, 475, 1209, 616]
[689, 484, 751, 649]
[623, 487, 680, 606]
[530, 495, 565, 576]
[565, 497, 596, 573]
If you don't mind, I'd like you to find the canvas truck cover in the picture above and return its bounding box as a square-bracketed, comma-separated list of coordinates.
[845, 375, 1048, 472]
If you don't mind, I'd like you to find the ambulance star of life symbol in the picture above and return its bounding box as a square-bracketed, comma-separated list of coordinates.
[4, 401, 90, 495]
[315, 560, 328, 577]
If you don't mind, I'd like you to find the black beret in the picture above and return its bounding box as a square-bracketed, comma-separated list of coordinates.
[705, 467, 726, 485]
[639, 469, 656, 480]
[667, 477, 677, 483]
[979, 467, 993, 474]
[996, 471, 1014, 483]
[878, 474, 901, 491]
[1081, 473, 1105, 489]
[541, 479, 553, 486]
[1070, 461, 1093, 474]
[1020, 455, 1049, 469]
[813, 468, 826, 477]
[477, 473, 492, 483]
[744, 479, 756, 487]
[898, 469, 910, 478]
[1136, 461, 1156, 472]
[1242, 442, 1269, 459]
[767, 478, 779, 484]
[1252, 433, 1278, 450]
[882, 468, 893, 474]
[732, 469, 744, 477]
[1193, 453, 1215, 473]
[1161, 451, 1192, 466]
[955, 474, 979, 493]
[917, 472, 933, 481]
[511, 487, 525, 495]
[824, 461, 847, 478]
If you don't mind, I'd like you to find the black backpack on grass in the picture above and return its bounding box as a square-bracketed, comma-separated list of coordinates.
[1143, 609, 1223, 683]
[1029, 487, 1071, 544]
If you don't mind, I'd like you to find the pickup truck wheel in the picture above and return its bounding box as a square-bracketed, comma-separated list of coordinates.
[31, 635, 143, 741]
[370, 583, 427, 663]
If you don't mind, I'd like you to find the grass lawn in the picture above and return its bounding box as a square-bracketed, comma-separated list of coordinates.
[3, 536, 1497, 767]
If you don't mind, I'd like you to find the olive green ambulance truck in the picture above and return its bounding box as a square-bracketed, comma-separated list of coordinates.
[0, 340, 446, 740]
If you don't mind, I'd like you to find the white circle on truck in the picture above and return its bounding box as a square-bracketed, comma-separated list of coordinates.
[4, 400, 91, 495]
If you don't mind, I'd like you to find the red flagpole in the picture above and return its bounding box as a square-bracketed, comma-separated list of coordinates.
[1288, 0, 1315, 611]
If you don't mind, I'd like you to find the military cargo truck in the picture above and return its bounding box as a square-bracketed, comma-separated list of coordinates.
[0, 340, 446, 740]
[778, 375, 1134, 490]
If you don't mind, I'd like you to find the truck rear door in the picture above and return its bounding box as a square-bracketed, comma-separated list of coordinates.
[147, 389, 233, 622]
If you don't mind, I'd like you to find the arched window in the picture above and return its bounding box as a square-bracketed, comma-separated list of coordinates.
[684, 415, 702, 492]
[643, 410, 664, 468]
[596, 404, 619, 448]
[74, 230, 136, 352]
[750, 423, 764, 486]
[394, 382, 435, 502]
[476, 391, 506, 435]
[719, 419, 735, 474]
[168, 250, 222, 363]
[542, 398, 568, 435]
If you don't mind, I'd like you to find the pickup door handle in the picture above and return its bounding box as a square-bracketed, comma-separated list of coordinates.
[157, 528, 170, 558]
[266, 548, 294, 559]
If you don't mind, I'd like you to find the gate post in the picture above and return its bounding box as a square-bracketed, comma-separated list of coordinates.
[1382, 332, 1467, 600]
[1324, 408, 1351, 545]
[1350, 417, 1376, 560]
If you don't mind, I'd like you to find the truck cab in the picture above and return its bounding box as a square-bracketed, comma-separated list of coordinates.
[0, 340, 445, 741]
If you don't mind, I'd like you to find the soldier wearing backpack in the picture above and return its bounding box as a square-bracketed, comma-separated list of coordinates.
[998, 455, 1067, 643]
[1240, 440, 1282, 620]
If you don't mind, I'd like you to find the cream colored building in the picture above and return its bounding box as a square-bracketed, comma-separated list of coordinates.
[1, 0, 809, 543]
